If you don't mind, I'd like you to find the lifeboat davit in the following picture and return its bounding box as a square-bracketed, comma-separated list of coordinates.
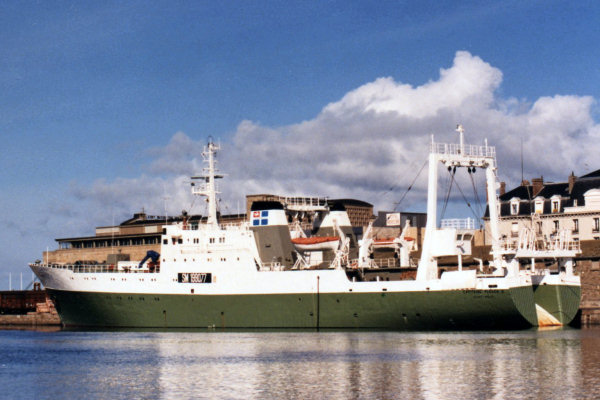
[372, 237, 414, 250]
[291, 236, 340, 252]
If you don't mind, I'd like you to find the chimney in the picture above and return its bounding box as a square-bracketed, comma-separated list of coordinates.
[521, 179, 530, 186]
[499, 181, 506, 196]
[568, 171, 576, 193]
[532, 176, 544, 196]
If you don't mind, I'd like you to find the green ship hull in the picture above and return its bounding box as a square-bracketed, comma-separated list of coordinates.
[48, 285, 538, 330]
[533, 284, 581, 326]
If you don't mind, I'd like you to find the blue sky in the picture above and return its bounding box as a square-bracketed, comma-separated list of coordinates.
[1, 1, 600, 288]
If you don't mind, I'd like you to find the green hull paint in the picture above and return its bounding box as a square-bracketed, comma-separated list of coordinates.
[533, 284, 581, 325]
[49, 285, 537, 330]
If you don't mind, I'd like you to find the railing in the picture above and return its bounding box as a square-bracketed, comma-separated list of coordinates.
[499, 229, 581, 253]
[372, 258, 400, 269]
[441, 218, 476, 230]
[31, 263, 160, 274]
[181, 222, 249, 231]
[431, 142, 496, 159]
[280, 196, 329, 210]
[259, 262, 286, 271]
[348, 257, 415, 269]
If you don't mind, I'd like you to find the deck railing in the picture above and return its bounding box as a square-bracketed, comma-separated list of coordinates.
[441, 218, 477, 230]
[181, 222, 250, 231]
[431, 142, 496, 159]
[31, 263, 160, 274]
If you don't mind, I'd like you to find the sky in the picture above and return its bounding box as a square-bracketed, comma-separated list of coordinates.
[1, 0, 600, 288]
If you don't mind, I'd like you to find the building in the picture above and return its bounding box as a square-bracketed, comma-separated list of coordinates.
[493, 170, 600, 245]
[370, 211, 427, 242]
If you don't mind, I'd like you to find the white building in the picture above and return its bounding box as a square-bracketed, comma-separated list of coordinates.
[488, 170, 600, 247]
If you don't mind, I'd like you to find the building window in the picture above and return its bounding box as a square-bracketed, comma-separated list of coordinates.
[511, 222, 519, 237]
[553, 220, 559, 233]
[594, 218, 600, 233]
[573, 219, 579, 234]
[510, 198, 520, 215]
[573, 199, 578, 207]
[536, 222, 542, 235]
[534, 198, 544, 214]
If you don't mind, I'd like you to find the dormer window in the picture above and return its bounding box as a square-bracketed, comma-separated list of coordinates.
[534, 197, 544, 214]
[510, 198, 520, 215]
[550, 195, 561, 213]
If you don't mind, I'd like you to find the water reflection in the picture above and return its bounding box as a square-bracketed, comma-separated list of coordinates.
[2, 328, 600, 399]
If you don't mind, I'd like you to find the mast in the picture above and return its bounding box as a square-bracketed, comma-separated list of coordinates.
[416, 135, 440, 280]
[191, 138, 223, 228]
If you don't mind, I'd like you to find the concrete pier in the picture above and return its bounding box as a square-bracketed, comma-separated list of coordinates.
[1, 291, 61, 326]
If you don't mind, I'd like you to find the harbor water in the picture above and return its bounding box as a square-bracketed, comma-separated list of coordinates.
[1, 328, 600, 399]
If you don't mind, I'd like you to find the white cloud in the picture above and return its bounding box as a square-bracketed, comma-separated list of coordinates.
[323, 51, 502, 118]
[61, 51, 600, 224]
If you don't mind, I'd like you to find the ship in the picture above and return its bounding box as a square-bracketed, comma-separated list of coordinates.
[501, 220, 581, 326]
[30, 130, 543, 329]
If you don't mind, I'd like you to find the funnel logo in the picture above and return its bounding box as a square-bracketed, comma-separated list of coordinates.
[252, 210, 269, 226]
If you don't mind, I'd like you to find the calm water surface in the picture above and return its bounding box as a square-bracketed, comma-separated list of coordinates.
[1, 327, 599, 399]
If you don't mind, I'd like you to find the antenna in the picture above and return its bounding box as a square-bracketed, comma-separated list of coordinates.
[521, 136, 524, 184]
[456, 124, 465, 154]
[191, 139, 223, 228]
[163, 185, 170, 225]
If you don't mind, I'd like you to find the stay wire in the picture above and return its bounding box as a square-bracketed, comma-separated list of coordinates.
[468, 169, 484, 217]
[452, 173, 485, 224]
[392, 158, 429, 212]
[440, 168, 455, 221]
[370, 158, 428, 239]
